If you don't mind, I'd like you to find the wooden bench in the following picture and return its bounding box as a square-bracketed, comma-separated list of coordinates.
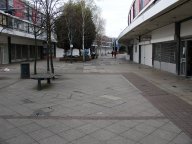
[30, 73, 54, 90]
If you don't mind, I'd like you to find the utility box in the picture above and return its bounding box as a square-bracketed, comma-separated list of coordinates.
[20, 63, 30, 79]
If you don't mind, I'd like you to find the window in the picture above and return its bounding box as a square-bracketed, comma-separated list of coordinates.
[129, 12, 131, 25]
[0, 0, 6, 9]
[134, 0, 140, 17]
[0, 14, 3, 25]
[153, 42, 176, 63]
[22, 45, 28, 59]
[9, 0, 14, 7]
[23, 22, 28, 32]
[7, 17, 13, 28]
[131, 6, 134, 21]
[0, 14, 7, 26]
[29, 45, 35, 58]
[13, 19, 19, 29]
[144, 0, 151, 6]
[128, 13, 130, 25]
[11, 44, 16, 60]
[16, 44, 22, 59]
[2, 15, 7, 26]
[140, 0, 144, 10]
[29, 24, 33, 33]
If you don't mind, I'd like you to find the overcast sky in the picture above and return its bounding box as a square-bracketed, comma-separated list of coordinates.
[95, 0, 132, 38]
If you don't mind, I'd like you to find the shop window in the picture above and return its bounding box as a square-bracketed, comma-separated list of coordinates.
[11, 44, 16, 60]
[29, 45, 35, 58]
[22, 45, 28, 59]
[16, 44, 22, 59]
[153, 43, 161, 61]
[153, 42, 176, 64]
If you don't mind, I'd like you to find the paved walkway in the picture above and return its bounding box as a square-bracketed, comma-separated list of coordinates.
[0, 54, 192, 144]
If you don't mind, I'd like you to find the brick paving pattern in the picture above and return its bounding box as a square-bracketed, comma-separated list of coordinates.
[1, 55, 192, 144]
[0, 115, 166, 120]
[123, 72, 192, 138]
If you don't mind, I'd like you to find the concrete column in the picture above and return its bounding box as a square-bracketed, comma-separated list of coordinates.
[175, 22, 181, 75]
[8, 36, 11, 64]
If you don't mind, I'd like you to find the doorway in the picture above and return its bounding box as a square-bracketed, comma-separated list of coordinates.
[139, 46, 141, 64]
[186, 40, 192, 76]
[180, 40, 192, 76]
[0, 47, 2, 64]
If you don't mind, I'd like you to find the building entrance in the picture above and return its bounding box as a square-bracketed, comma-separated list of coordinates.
[180, 40, 192, 76]
[186, 40, 192, 76]
[0, 47, 2, 64]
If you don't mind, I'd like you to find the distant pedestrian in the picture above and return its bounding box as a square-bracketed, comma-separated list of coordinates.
[114, 51, 117, 58]
[111, 51, 114, 57]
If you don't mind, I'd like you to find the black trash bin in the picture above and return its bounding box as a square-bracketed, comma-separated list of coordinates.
[20, 63, 30, 79]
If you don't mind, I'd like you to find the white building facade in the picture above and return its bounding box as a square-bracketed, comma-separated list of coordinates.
[0, 0, 56, 65]
[118, 0, 192, 77]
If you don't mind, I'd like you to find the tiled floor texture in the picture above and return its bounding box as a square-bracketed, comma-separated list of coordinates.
[0, 54, 192, 144]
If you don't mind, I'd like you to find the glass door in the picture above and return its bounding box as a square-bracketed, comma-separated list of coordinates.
[180, 41, 186, 75]
[186, 40, 192, 76]
[0, 47, 2, 64]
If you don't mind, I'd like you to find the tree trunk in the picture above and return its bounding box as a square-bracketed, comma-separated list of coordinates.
[46, 32, 50, 72]
[34, 27, 37, 74]
[47, 15, 54, 74]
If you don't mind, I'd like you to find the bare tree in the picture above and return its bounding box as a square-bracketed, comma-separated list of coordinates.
[35, 0, 62, 74]
[56, 0, 96, 56]
[77, 0, 97, 61]
[63, 0, 76, 63]
[93, 8, 105, 56]
[29, 0, 46, 74]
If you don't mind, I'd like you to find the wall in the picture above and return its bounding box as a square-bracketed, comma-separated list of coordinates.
[14, 0, 25, 19]
[56, 48, 64, 58]
[11, 36, 43, 46]
[181, 19, 192, 37]
[119, 0, 178, 39]
[154, 61, 176, 74]
[141, 44, 152, 66]
[151, 24, 175, 43]
[133, 45, 139, 63]
[0, 35, 7, 44]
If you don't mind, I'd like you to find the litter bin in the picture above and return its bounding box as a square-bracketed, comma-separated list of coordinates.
[20, 63, 30, 79]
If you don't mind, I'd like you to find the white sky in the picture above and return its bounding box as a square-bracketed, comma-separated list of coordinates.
[95, 0, 132, 38]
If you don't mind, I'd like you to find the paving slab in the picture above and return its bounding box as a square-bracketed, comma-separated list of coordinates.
[0, 54, 192, 144]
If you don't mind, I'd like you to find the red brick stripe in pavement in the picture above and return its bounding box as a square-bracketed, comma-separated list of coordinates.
[123, 73, 192, 138]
